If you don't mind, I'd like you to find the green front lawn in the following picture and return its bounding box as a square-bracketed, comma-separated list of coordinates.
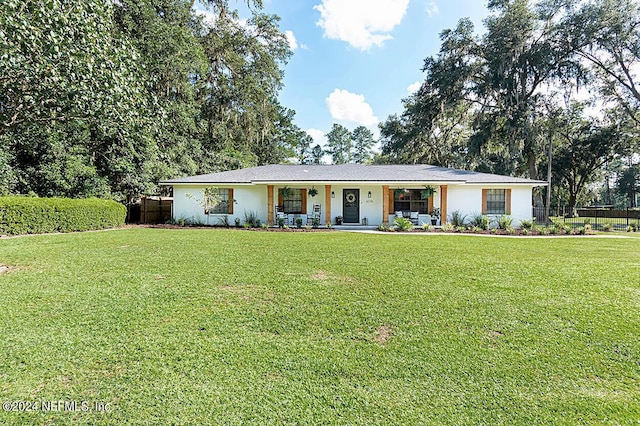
[1, 229, 639, 424]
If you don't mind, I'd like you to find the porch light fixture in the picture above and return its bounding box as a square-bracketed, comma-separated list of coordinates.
[331, 191, 335, 198]
[368, 191, 372, 198]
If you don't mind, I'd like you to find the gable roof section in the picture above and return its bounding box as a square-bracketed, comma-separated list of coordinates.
[160, 164, 547, 186]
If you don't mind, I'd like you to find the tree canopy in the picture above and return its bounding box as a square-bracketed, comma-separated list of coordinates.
[0, 0, 308, 200]
[379, 0, 640, 210]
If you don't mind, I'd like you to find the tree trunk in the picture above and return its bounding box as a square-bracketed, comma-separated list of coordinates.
[528, 149, 545, 208]
[545, 130, 552, 224]
[568, 190, 578, 217]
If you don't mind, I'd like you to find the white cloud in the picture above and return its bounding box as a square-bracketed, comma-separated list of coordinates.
[306, 128, 327, 147]
[285, 30, 298, 50]
[314, 0, 410, 50]
[426, 1, 439, 17]
[284, 30, 307, 51]
[325, 89, 379, 126]
[407, 81, 421, 95]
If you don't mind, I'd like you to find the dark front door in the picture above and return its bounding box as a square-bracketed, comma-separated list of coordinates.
[343, 189, 359, 223]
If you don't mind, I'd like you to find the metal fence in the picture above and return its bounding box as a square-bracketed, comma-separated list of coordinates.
[532, 206, 640, 230]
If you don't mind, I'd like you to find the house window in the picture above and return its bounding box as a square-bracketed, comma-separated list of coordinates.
[207, 188, 233, 214]
[282, 188, 303, 214]
[486, 189, 506, 214]
[393, 189, 429, 214]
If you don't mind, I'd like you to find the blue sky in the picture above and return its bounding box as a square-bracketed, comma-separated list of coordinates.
[198, 0, 491, 150]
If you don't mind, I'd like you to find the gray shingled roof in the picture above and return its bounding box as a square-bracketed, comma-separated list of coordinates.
[160, 164, 546, 185]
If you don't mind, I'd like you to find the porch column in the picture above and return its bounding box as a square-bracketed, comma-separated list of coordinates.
[440, 185, 448, 224]
[325, 184, 331, 225]
[267, 185, 274, 225]
[382, 185, 390, 224]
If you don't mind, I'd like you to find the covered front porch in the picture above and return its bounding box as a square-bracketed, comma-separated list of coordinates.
[265, 184, 449, 226]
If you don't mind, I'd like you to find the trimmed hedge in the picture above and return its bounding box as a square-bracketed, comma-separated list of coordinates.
[0, 197, 126, 235]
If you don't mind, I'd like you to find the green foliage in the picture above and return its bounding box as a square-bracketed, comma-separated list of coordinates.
[311, 145, 324, 165]
[496, 215, 513, 230]
[520, 219, 534, 230]
[421, 222, 434, 231]
[551, 104, 630, 215]
[279, 187, 291, 197]
[616, 164, 640, 207]
[216, 215, 230, 227]
[294, 130, 315, 165]
[243, 210, 259, 228]
[602, 223, 613, 232]
[469, 213, 490, 230]
[0, 0, 301, 201]
[0, 196, 125, 235]
[325, 123, 352, 164]
[393, 217, 414, 231]
[449, 210, 467, 227]
[420, 186, 436, 199]
[295, 217, 303, 229]
[442, 222, 454, 232]
[378, 0, 639, 204]
[351, 126, 375, 164]
[0, 0, 146, 136]
[2, 229, 639, 423]
[563, 0, 640, 124]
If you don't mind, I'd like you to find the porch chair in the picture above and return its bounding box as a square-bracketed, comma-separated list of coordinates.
[409, 211, 419, 225]
[275, 205, 288, 226]
[395, 211, 404, 220]
[307, 204, 321, 225]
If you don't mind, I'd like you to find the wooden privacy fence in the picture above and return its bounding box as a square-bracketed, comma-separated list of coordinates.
[139, 196, 173, 224]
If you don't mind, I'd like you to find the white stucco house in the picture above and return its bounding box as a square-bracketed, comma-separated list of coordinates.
[160, 164, 546, 227]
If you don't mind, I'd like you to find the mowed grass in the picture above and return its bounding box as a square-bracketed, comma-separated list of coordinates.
[0, 229, 639, 425]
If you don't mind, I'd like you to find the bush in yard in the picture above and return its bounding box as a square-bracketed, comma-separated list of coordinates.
[394, 217, 413, 231]
[520, 219, 534, 230]
[0, 196, 125, 235]
[243, 210, 259, 228]
[496, 215, 513, 230]
[469, 213, 490, 230]
[602, 223, 613, 232]
[449, 210, 467, 228]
